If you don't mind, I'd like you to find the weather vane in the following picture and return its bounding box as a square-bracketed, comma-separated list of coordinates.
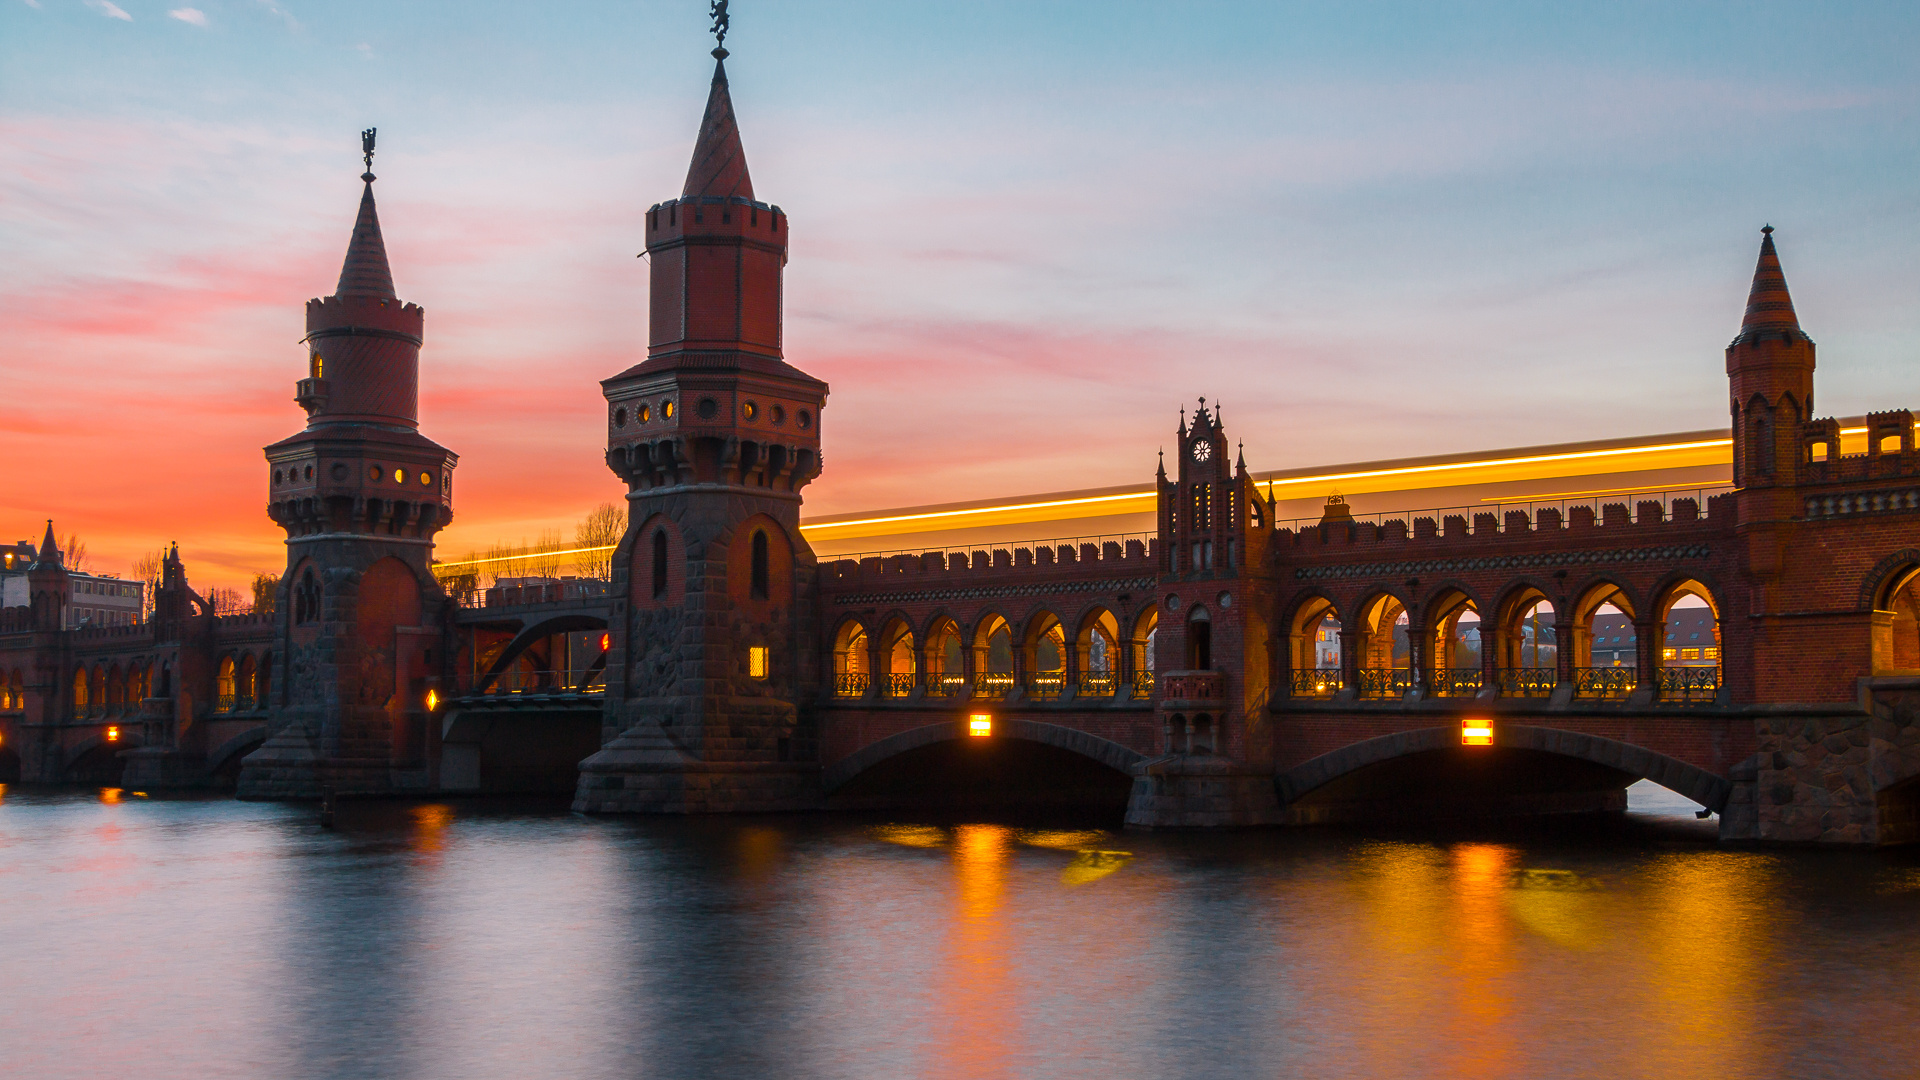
[360, 127, 377, 181]
[709, 0, 730, 58]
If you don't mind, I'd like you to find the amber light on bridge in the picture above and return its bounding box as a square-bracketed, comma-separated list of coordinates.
[599, 632, 611, 652]
[425, 690, 439, 712]
[969, 713, 993, 738]
[106, 725, 120, 742]
[1461, 718, 1494, 746]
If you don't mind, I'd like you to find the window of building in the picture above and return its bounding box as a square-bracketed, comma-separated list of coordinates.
[750, 531, 768, 600]
[651, 530, 668, 599]
[1662, 648, 1677, 660]
[749, 646, 769, 679]
[1705, 647, 1720, 660]
[1681, 648, 1701, 660]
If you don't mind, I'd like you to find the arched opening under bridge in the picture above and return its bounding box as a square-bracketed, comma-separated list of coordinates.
[825, 719, 1140, 814]
[1277, 724, 1731, 826]
[1075, 609, 1119, 697]
[1871, 556, 1920, 674]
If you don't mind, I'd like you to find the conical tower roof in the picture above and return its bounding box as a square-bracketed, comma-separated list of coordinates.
[682, 58, 753, 200]
[29, 519, 60, 570]
[335, 179, 397, 298]
[1731, 226, 1807, 346]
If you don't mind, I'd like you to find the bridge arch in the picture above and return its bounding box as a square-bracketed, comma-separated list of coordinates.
[207, 727, 269, 781]
[922, 614, 965, 696]
[479, 612, 611, 690]
[1491, 580, 1559, 674]
[821, 717, 1145, 795]
[1354, 589, 1411, 673]
[1071, 605, 1120, 696]
[1276, 723, 1734, 813]
[830, 617, 870, 694]
[877, 614, 916, 696]
[1861, 551, 1920, 674]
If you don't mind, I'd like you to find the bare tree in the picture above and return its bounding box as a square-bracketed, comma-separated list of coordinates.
[483, 542, 525, 587]
[250, 573, 280, 615]
[575, 503, 625, 581]
[60, 532, 89, 572]
[132, 547, 168, 621]
[530, 529, 566, 580]
[206, 586, 246, 614]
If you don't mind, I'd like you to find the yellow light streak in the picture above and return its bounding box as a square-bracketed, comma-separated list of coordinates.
[434, 544, 615, 569]
[1479, 482, 1735, 503]
[1263, 439, 1732, 497]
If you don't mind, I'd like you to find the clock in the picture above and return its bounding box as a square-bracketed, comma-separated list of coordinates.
[1192, 441, 1212, 463]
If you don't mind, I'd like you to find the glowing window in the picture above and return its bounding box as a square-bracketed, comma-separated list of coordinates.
[1662, 648, 1677, 660]
[419, 472, 431, 486]
[1681, 648, 1701, 660]
[310, 354, 323, 378]
[1705, 647, 1720, 660]
[743, 401, 758, 421]
[393, 468, 404, 483]
[749, 646, 769, 679]
[638, 403, 651, 423]
[662, 399, 675, 419]
[369, 464, 383, 481]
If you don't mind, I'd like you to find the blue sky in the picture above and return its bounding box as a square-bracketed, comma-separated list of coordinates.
[3, 0, 1917, 581]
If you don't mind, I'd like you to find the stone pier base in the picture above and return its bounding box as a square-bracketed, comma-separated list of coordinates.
[1125, 755, 1284, 828]
[120, 748, 210, 790]
[234, 722, 430, 800]
[571, 720, 818, 814]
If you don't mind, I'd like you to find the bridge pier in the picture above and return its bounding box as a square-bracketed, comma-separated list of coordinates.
[1124, 754, 1284, 828]
[573, 717, 818, 814]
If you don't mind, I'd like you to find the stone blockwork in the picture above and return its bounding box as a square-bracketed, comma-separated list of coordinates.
[1721, 678, 1920, 844]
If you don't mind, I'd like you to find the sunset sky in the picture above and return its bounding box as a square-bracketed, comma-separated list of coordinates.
[3, 0, 1917, 590]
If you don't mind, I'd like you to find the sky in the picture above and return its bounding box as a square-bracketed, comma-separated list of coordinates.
[3, 0, 1918, 590]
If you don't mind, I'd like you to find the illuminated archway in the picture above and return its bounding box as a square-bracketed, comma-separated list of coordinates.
[1074, 608, 1120, 697]
[879, 616, 916, 697]
[1287, 595, 1342, 697]
[1354, 592, 1411, 697]
[1493, 584, 1557, 697]
[216, 655, 237, 712]
[1128, 607, 1158, 697]
[1570, 580, 1638, 699]
[972, 614, 1014, 698]
[1653, 578, 1722, 702]
[923, 617, 965, 697]
[1024, 612, 1066, 699]
[832, 619, 870, 697]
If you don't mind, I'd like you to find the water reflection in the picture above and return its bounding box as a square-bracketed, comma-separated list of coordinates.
[0, 795, 1916, 1079]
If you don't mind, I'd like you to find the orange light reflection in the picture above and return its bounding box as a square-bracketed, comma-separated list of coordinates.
[933, 824, 1021, 1080]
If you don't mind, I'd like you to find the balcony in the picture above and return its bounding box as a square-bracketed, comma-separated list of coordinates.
[1574, 667, 1636, 700]
[1356, 668, 1414, 699]
[834, 672, 870, 698]
[1655, 666, 1721, 703]
[1431, 667, 1484, 698]
[1158, 670, 1223, 701]
[882, 673, 917, 698]
[1495, 668, 1558, 697]
[1078, 672, 1118, 698]
[483, 667, 606, 696]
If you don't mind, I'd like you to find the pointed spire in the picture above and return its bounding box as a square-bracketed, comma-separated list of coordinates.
[682, 58, 754, 200]
[1731, 225, 1806, 346]
[335, 179, 397, 299]
[1156, 449, 1167, 481]
[34, 519, 60, 568]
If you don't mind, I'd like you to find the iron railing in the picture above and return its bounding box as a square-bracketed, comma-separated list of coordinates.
[834, 672, 870, 698]
[924, 673, 967, 698]
[974, 672, 1015, 698]
[1495, 668, 1558, 697]
[1357, 668, 1414, 698]
[216, 692, 236, 713]
[1026, 673, 1066, 700]
[1656, 666, 1721, 702]
[1133, 670, 1156, 698]
[484, 667, 607, 695]
[1431, 667, 1484, 697]
[1290, 669, 1343, 697]
[1078, 672, 1118, 697]
[1574, 667, 1637, 699]
[882, 672, 917, 697]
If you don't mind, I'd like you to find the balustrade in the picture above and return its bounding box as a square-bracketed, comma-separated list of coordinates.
[485, 667, 606, 696]
[1289, 668, 1343, 697]
[1431, 667, 1484, 697]
[216, 692, 236, 713]
[1132, 670, 1155, 698]
[882, 672, 917, 698]
[1656, 666, 1721, 702]
[1574, 667, 1636, 699]
[924, 673, 966, 698]
[1026, 673, 1066, 700]
[1495, 668, 1558, 697]
[834, 672, 870, 698]
[973, 672, 1015, 698]
[1159, 671, 1223, 700]
[1356, 668, 1414, 698]
[1078, 672, 1118, 697]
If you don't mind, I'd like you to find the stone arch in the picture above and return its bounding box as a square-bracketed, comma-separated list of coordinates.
[1491, 579, 1559, 680]
[922, 613, 966, 697]
[1021, 609, 1067, 697]
[1419, 584, 1484, 692]
[1127, 606, 1158, 694]
[207, 726, 269, 778]
[1072, 605, 1121, 696]
[1275, 723, 1733, 812]
[105, 663, 125, 711]
[972, 611, 1015, 697]
[1283, 591, 1341, 672]
[1863, 550, 1920, 674]
[1567, 576, 1639, 677]
[1354, 589, 1412, 678]
[216, 654, 238, 711]
[830, 616, 870, 696]
[877, 613, 916, 696]
[821, 717, 1146, 794]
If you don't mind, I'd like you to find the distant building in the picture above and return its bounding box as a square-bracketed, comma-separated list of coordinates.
[1589, 608, 1717, 667]
[0, 531, 142, 628]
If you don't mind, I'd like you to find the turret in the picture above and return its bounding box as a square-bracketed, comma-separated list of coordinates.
[1728, 226, 1815, 487]
[26, 520, 69, 632]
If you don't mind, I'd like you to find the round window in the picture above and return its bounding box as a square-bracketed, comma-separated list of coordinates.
[638, 403, 651, 423]
[662, 399, 675, 419]
[1192, 441, 1212, 462]
[1164, 593, 1182, 612]
[304, 465, 314, 481]
[614, 407, 628, 428]
[369, 464, 383, 481]
[273, 470, 284, 485]
[797, 409, 812, 429]
[771, 405, 786, 425]
[419, 472, 432, 486]
[392, 468, 405, 483]
[742, 401, 758, 421]
[697, 397, 719, 420]
[331, 463, 348, 481]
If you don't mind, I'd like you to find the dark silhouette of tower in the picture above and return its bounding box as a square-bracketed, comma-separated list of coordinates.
[239, 147, 458, 798]
[574, 48, 827, 812]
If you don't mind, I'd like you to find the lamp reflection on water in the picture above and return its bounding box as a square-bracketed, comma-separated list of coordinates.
[935, 825, 1021, 1079]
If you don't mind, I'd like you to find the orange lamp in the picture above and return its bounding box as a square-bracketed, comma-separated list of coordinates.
[968, 713, 992, 738]
[1461, 718, 1493, 746]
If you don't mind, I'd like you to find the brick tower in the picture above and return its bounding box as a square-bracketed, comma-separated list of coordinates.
[1127, 400, 1281, 827]
[1729, 226, 1816, 496]
[573, 44, 827, 813]
[238, 134, 458, 799]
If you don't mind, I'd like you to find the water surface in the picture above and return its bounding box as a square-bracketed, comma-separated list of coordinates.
[1, 783, 1916, 1080]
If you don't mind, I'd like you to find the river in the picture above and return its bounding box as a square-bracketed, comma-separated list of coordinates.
[1, 782, 1916, 1080]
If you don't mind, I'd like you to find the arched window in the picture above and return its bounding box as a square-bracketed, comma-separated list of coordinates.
[651, 530, 668, 599]
[216, 657, 237, 712]
[1187, 607, 1212, 670]
[294, 569, 320, 625]
[237, 654, 257, 710]
[72, 667, 89, 719]
[257, 652, 272, 708]
[750, 530, 769, 600]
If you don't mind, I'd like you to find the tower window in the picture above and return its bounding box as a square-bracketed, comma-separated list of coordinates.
[651, 530, 668, 599]
[751, 530, 769, 600]
[310, 354, 323, 378]
[662, 399, 675, 419]
[749, 646, 769, 679]
[1191, 484, 1211, 531]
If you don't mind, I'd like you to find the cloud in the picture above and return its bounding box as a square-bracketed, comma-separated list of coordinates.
[254, 0, 300, 31]
[168, 7, 207, 26]
[85, 0, 131, 20]
[356, 42, 372, 60]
